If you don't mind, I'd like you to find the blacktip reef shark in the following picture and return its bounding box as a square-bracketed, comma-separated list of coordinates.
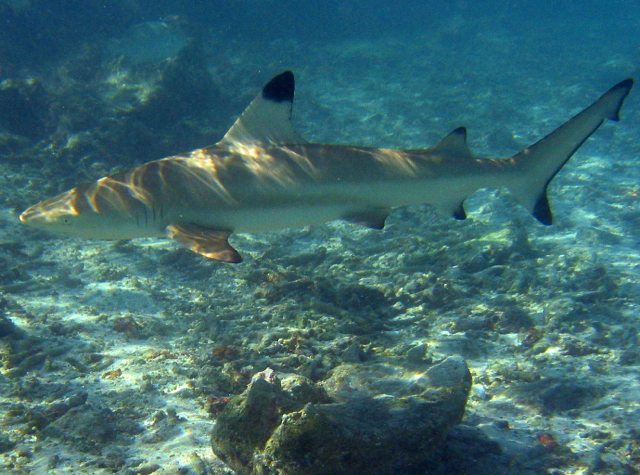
[20, 72, 633, 263]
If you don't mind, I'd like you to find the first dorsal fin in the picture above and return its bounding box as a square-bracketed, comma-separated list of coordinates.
[219, 71, 307, 147]
[431, 127, 473, 159]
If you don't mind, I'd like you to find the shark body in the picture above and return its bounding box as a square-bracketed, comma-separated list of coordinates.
[20, 72, 633, 262]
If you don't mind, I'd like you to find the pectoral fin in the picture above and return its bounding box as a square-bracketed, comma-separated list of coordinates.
[166, 224, 242, 263]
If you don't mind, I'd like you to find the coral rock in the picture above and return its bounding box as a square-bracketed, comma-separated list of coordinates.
[211, 357, 472, 475]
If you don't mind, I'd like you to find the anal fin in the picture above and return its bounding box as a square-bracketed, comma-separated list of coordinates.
[434, 201, 467, 220]
[342, 209, 390, 229]
[452, 203, 467, 220]
[166, 224, 242, 263]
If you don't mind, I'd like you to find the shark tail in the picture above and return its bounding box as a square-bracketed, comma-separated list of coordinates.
[511, 78, 633, 225]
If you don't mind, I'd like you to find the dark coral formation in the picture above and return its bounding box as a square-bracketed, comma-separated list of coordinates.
[211, 358, 472, 475]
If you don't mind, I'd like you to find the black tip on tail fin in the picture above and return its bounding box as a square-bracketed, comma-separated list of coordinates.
[532, 193, 553, 225]
[220, 71, 305, 146]
[615, 77, 635, 90]
[262, 71, 295, 103]
[513, 78, 633, 227]
[606, 78, 634, 121]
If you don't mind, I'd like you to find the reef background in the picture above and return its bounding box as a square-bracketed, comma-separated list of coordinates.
[1, 0, 640, 474]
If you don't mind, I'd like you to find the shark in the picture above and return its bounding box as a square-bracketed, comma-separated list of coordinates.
[20, 72, 633, 263]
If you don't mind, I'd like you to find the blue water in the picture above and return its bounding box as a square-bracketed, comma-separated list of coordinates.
[1, 1, 640, 474]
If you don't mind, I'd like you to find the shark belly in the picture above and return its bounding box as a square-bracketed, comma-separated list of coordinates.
[194, 204, 354, 234]
[177, 175, 499, 234]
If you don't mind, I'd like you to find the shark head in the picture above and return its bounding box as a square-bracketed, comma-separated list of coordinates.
[20, 188, 88, 232]
[19, 181, 157, 240]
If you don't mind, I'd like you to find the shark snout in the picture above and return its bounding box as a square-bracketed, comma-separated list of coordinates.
[19, 204, 55, 227]
[19, 207, 35, 224]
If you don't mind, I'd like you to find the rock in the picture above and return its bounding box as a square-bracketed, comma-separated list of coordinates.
[211, 376, 301, 475]
[0, 311, 24, 338]
[280, 375, 331, 406]
[44, 404, 116, 453]
[341, 342, 366, 363]
[0, 433, 16, 453]
[461, 225, 531, 273]
[406, 342, 427, 363]
[443, 425, 511, 475]
[426, 355, 469, 388]
[211, 357, 472, 475]
[540, 380, 605, 413]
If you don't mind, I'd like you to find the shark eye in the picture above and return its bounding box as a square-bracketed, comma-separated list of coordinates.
[62, 217, 73, 225]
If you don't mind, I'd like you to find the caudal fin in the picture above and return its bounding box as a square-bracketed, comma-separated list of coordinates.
[512, 78, 634, 225]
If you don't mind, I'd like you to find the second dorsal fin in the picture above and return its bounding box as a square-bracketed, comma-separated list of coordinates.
[431, 127, 473, 159]
[219, 71, 307, 147]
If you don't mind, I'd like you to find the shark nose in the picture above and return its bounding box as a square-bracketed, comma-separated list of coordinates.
[19, 207, 36, 223]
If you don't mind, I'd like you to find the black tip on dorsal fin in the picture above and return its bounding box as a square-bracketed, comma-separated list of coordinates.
[432, 127, 473, 159]
[451, 126, 467, 139]
[262, 71, 295, 103]
[219, 70, 306, 146]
